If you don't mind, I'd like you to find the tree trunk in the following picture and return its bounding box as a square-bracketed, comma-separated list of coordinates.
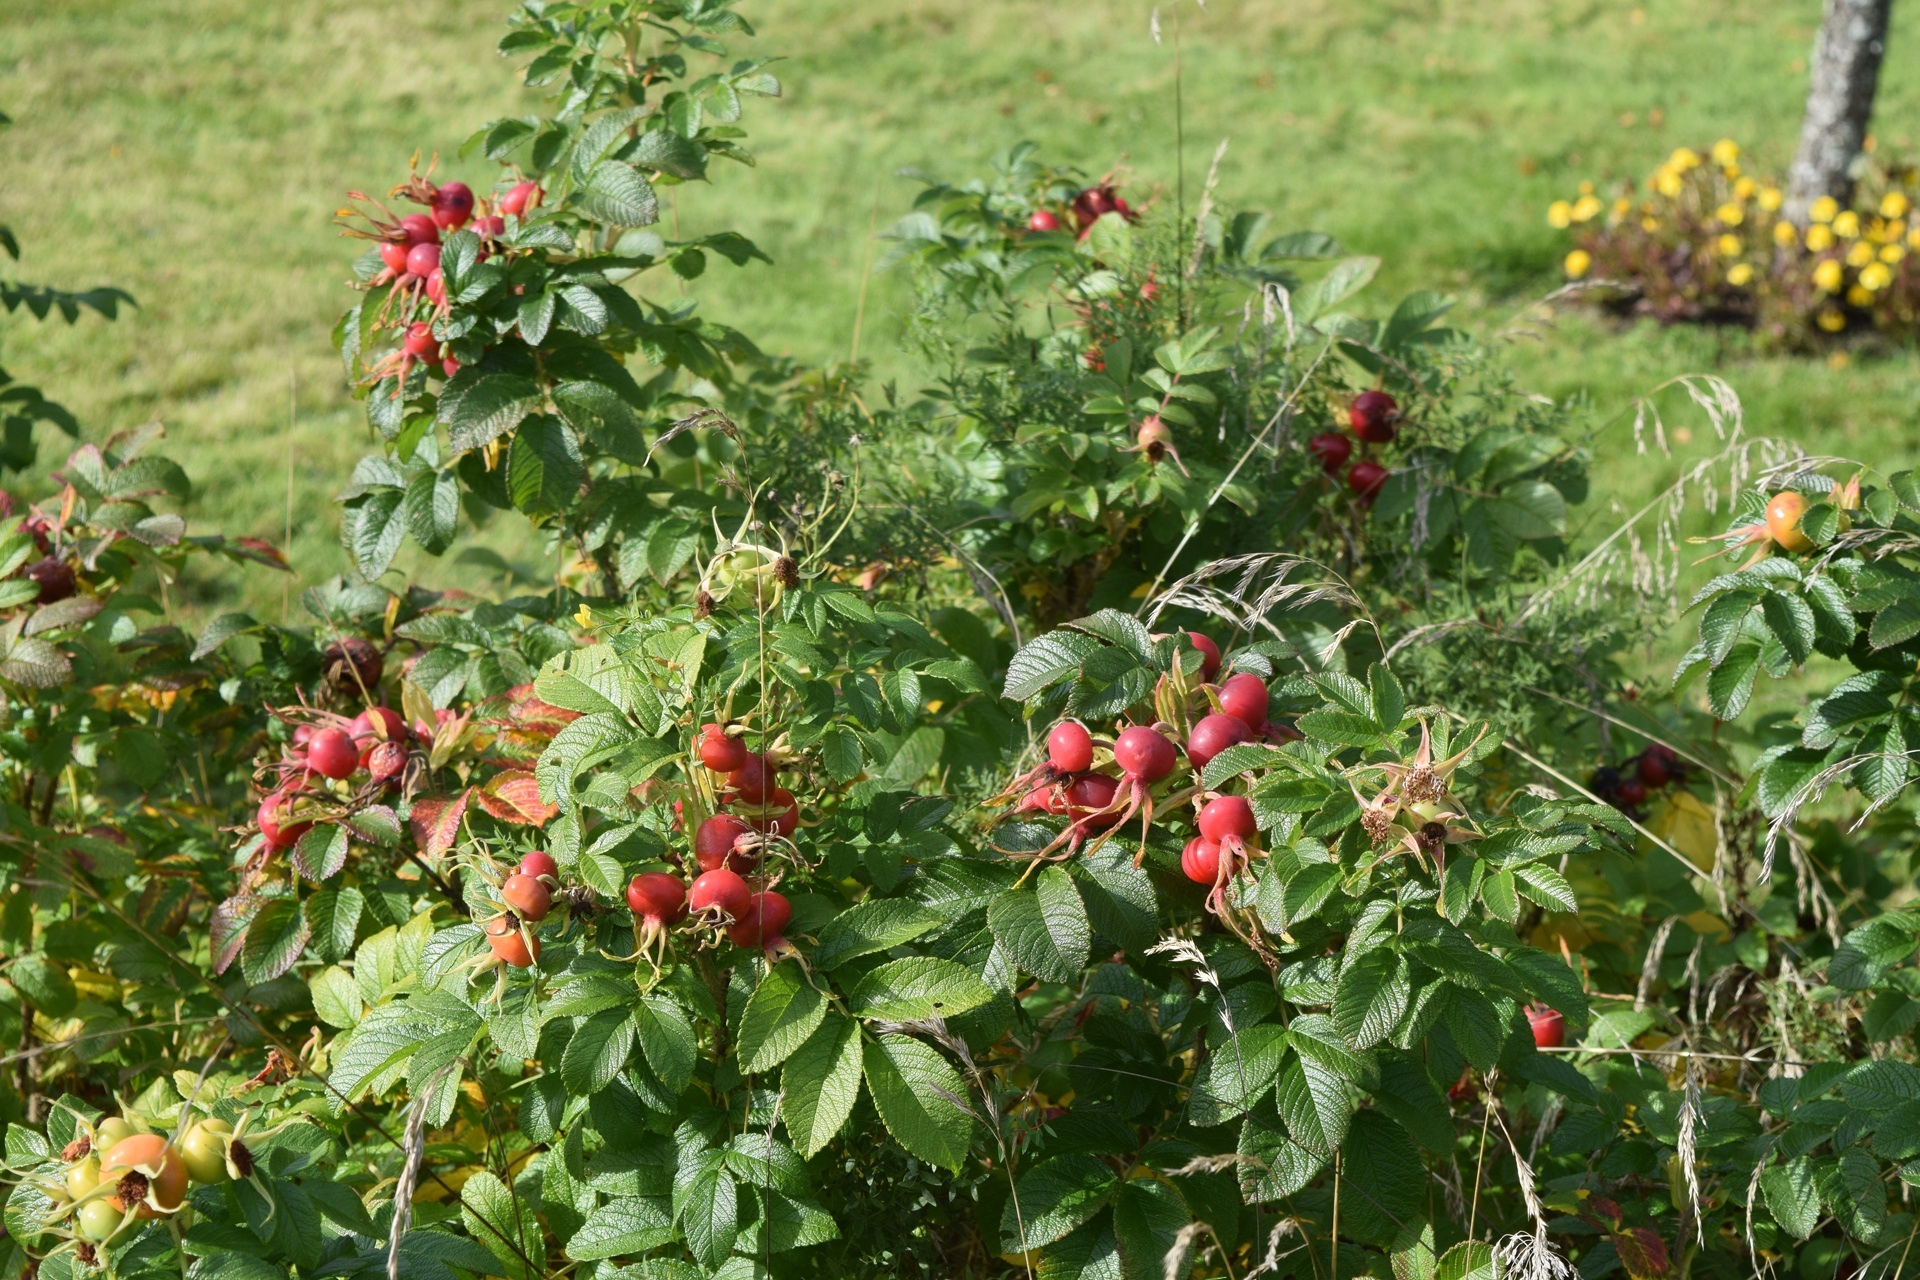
[1785, 0, 1895, 224]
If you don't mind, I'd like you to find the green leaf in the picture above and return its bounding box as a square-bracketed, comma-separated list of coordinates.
[1003, 630, 1105, 700]
[736, 961, 828, 1074]
[8, 956, 75, 1017]
[1706, 642, 1761, 719]
[1109, 1178, 1185, 1280]
[780, 1014, 862, 1157]
[1333, 948, 1409, 1050]
[1336, 1112, 1425, 1246]
[849, 956, 993, 1021]
[1237, 1102, 1326, 1200]
[292, 823, 349, 883]
[241, 896, 311, 985]
[346, 487, 406, 580]
[811, 899, 942, 969]
[1512, 863, 1578, 914]
[578, 161, 659, 227]
[989, 871, 1091, 984]
[1000, 1154, 1119, 1252]
[1276, 1052, 1357, 1156]
[461, 1170, 542, 1277]
[404, 469, 459, 555]
[1831, 911, 1920, 990]
[633, 994, 695, 1093]
[506, 417, 584, 514]
[444, 374, 542, 453]
[305, 887, 364, 963]
[1436, 1241, 1496, 1280]
[863, 1034, 974, 1172]
[563, 1196, 673, 1261]
[1760, 1157, 1819, 1240]
[674, 1153, 737, 1270]
[1761, 589, 1817, 665]
[561, 1008, 634, 1094]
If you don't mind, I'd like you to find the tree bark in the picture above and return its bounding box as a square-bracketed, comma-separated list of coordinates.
[1786, 0, 1895, 224]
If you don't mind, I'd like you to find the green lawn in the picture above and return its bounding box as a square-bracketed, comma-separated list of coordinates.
[4, 0, 1920, 621]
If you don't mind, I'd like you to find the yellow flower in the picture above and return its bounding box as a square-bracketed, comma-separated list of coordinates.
[1572, 194, 1604, 223]
[573, 603, 595, 629]
[1716, 233, 1742, 256]
[1810, 195, 1840, 223]
[1669, 146, 1702, 171]
[1547, 200, 1573, 229]
[1564, 249, 1593, 279]
[1833, 210, 1861, 238]
[1847, 241, 1876, 267]
[1774, 220, 1799, 247]
[1578, 181, 1596, 196]
[1889, 219, 1907, 240]
[1847, 284, 1874, 306]
[1734, 177, 1758, 200]
[1883, 191, 1912, 218]
[1806, 224, 1836, 252]
[1641, 215, 1661, 232]
[1727, 263, 1755, 286]
[1716, 203, 1744, 226]
[1813, 259, 1844, 292]
[1860, 261, 1893, 291]
[1817, 307, 1846, 332]
[1711, 138, 1740, 166]
[1758, 187, 1784, 211]
[1882, 243, 1906, 264]
[1612, 197, 1632, 217]
[1908, 226, 1920, 248]
[1655, 169, 1684, 198]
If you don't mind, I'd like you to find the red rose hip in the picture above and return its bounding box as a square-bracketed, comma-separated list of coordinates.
[518, 851, 558, 881]
[1307, 431, 1352, 472]
[1047, 721, 1094, 774]
[627, 872, 687, 924]
[501, 181, 544, 217]
[1114, 726, 1176, 783]
[307, 727, 359, 780]
[1347, 459, 1389, 501]
[500, 872, 551, 922]
[1181, 836, 1224, 885]
[1185, 631, 1221, 681]
[727, 890, 792, 947]
[698, 723, 748, 773]
[405, 242, 441, 279]
[694, 814, 755, 872]
[1348, 390, 1401, 443]
[1527, 1004, 1565, 1049]
[1218, 673, 1270, 729]
[1187, 713, 1249, 769]
[689, 869, 752, 922]
[1197, 794, 1256, 844]
[430, 181, 475, 230]
[399, 214, 440, 245]
[1028, 210, 1061, 232]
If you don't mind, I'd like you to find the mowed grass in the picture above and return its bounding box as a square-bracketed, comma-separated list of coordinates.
[4, 0, 1920, 625]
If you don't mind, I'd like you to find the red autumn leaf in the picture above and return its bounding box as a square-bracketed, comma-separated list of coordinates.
[1613, 1227, 1670, 1280]
[410, 789, 471, 860]
[475, 772, 558, 826]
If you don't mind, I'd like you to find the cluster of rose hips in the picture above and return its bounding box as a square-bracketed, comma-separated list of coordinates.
[344, 173, 545, 384]
[1026, 181, 1138, 240]
[1588, 741, 1686, 816]
[39, 1113, 248, 1249]
[1009, 632, 1295, 909]
[481, 722, 798, 972]
[254, 701, 420, 854]
[1306, 390, 1403, 506]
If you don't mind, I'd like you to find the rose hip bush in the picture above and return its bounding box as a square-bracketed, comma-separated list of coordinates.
[2, 5, 1919, 1280]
